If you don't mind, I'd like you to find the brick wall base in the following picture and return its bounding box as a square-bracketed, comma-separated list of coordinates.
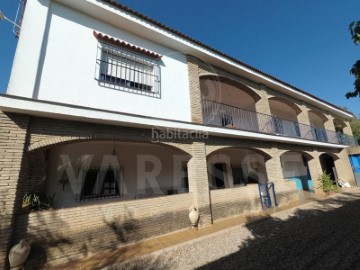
[13, 193, 193, 267]
[210, 181, 299, 221]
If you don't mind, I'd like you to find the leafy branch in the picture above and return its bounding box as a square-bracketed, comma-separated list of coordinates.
[346, 21, 360, 99]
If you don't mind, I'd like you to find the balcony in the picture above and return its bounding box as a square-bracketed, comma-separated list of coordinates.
[202, 100, 358, 146]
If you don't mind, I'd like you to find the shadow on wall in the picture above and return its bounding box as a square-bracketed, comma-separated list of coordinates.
[15, 204, 189, 269]
[196, 192, 360, 270]
[16, 210, 73, 269]
[103, 208, 138, 243]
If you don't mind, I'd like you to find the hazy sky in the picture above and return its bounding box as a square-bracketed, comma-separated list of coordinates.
[1, 0, 359, 116]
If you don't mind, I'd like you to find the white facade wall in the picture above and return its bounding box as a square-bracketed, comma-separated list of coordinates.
[8, 1, 191, 122]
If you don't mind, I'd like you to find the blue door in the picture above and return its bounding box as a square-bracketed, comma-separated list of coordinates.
[349, 155, 360, 187]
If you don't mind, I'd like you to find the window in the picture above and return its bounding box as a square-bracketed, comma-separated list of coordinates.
[80, 166, 123, 201]
[96, 42, 161, 97]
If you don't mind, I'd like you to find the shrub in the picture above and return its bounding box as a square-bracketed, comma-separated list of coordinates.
[318, 172, 337, 193]
[22, 192, 55, 211]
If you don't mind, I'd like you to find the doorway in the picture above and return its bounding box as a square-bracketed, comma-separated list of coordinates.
[349, 155, 360, 186]
[213, 163, 226, 189]
[319, 154, 336, 182]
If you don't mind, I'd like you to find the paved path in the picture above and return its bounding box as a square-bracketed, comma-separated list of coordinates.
[109, 189, 360, 270]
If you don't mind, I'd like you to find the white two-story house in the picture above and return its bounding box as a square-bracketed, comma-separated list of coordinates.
[0, 0, 358, 268]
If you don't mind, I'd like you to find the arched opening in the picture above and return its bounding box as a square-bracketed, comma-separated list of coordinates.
[280, 151, 313, 192]
[42, 140, 191, 208]
[206, 147, 270, 189]
[206, 147, 271, 221]
[269, 97, 301, 137]
[333, 118, 346, 134]
[319, 153, 337, 182]
[308, 110, 327, 128]
[200, 76, 261, 131]
[269, 97, 301, 121]
[333, 119, 348, 144]
[308, 110, 328, 142]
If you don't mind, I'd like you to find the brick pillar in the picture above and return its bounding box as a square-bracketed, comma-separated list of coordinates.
[265, 147, 283, 183]
[264, 147, 299, 204]
[255, 85, 272, 115]
[307, 150, 324, 195]
[187, 142, 212, 226]
[0, 112, 29, 270]
[298, 104, 311, 125]
[187, 56, 203, 124]
[324, 115, 336, 132]
[343, 120, 353, 136]
[335, 149, 355, 186]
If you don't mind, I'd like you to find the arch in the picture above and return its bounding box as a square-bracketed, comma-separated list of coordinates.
[280, 150, 314, 161]
[200, 75, 261, 107]
[333, 118, 346, 133]
[43, 140, 192, 208]
[319, 152, 340, 161]
[280, 151, 314, 191]
[28, 136, 192, 156]
[308, 110, 328, 127]
[268, 97, 302, 116]
[206, 145, 272, 160]
[206, 146, 270, 188]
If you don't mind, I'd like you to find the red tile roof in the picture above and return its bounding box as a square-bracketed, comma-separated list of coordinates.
[93, 31, 162, 60]
[99, 0, 353, 116]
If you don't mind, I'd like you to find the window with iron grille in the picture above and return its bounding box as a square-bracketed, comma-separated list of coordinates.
[79, 166, 124, 201]
[95, 42, 161, 98]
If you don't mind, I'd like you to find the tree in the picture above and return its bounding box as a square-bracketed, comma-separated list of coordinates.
[350, 114, 360, 143]
[346, 21, 360, 99]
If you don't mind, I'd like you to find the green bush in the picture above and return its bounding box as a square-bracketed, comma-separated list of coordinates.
[318, 172, 337, 193]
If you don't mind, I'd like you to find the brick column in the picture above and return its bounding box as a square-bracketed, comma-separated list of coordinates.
[324, 114, 336, 132]
[307, 150, 324, 195]
[265, 147, 283, 183]
[335, 149, 356, 186]
[298, 104, 311, 125]
[187, 56, 203, 124]
[0, 112, 29, 270]
[343, 120, 353, 136]
[264, 147, 300, 204]
[187, 142, 212, 226]
[255, 85, 271, 115]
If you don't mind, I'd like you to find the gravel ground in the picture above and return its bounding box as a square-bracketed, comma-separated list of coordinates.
[107, 190, 360, 270]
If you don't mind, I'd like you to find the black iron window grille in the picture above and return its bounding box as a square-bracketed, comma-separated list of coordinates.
[95, 42, 161, 98]
[79, 166, 124, 201]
